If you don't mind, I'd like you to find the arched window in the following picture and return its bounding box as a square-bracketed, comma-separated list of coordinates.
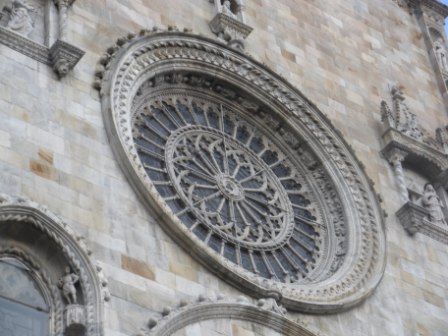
[0, 258, 49, 336]
[0, 196, 106, 336]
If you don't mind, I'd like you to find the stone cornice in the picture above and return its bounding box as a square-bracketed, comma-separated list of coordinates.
[409, 0, 448, 17]
[0, 27, 50, 64]
[381, 127, 448, 173]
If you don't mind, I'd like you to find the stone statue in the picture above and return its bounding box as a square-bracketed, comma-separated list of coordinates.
[221, 0, 237, 19]
[422, 183, 446, 226]
[58, 267, 79, 304]
[434, 40, 448, 72]
[5, 0, 34, 37]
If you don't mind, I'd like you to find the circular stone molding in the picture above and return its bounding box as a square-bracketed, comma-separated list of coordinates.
[98, 29, 386, 313]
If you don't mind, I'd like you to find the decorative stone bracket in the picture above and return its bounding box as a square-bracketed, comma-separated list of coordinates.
[64, 304, 87, 336]
[208, 0, 253, 50]
[209, 13, 253, 50]
[50, 39, 85, 78]
[397, 201, 448, 244]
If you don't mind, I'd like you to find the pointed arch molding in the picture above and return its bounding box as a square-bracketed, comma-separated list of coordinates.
[97, 29, 386, 313]
[138, 296, 320, 336]
[0, 195, 104, 336]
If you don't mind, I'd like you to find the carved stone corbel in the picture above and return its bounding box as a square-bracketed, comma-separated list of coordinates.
[50, 39, 85, 78]
[64, 304, 87, 336]
[209, 0, 253, 50]
[396, 201, 427, 235]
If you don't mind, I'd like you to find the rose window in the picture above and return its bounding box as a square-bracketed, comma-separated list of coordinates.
[100, 32, 386, 312]
[133, 96, 324, 283]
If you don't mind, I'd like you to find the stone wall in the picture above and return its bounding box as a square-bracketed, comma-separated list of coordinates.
[0, 0, 447, 335]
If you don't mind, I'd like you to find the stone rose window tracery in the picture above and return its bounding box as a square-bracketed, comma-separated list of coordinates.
[133, 92, 326, 283]
[98, 31, 386, 313]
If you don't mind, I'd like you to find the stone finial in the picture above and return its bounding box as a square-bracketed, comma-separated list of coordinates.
[380, 84, 424, 141]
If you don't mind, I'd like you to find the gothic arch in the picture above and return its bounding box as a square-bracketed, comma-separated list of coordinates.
[96, 28, 386, 313]
[0, 195, 104, 336]
[137, 296, 319, 336]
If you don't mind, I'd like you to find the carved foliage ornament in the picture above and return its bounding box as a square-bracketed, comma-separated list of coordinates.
[98, 30, 386, 312]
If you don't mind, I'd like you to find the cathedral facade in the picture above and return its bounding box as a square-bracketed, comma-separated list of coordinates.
[0, 0, 447, 335]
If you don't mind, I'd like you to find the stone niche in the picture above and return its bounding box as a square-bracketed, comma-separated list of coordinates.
[0, 0, 48, 45]
[380, 84, 448, 244]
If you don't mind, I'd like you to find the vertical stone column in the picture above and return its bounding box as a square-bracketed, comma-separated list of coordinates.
[55, 0, 70, 41]
[386, 149, 409, 203]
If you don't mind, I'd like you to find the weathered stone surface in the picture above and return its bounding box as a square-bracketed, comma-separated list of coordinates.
[0, 0, 448, 335]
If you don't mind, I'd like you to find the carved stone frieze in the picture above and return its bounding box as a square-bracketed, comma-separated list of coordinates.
[135, 294, 321, 336]
[96, 29, 386, 313]
[0, 26, 49, 63]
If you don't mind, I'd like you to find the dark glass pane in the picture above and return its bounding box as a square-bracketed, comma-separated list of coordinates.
[272, 164, 291, 178]
[0, 296, 48, 336]
[192, 102, 207, 126]
[240, 249, 253, 272]
[236, 125, 250, 144]
[0, 260, 47, 311]
[208, 235, 221, 253]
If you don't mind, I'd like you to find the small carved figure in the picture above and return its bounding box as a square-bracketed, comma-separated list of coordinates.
[5, 0, 34, 37]
[58, 267, 79, 304]
[221, 0, 237, 19]
[422, 183, 446, 226]
[434, 40, 448, 72]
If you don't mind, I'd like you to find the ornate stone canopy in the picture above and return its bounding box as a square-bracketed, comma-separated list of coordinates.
[97, 29, 386, 313]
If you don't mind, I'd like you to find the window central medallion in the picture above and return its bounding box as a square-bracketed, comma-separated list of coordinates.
[165, 125, 296, 250]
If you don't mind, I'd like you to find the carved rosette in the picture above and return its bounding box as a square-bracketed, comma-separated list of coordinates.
[98, 30, 386, 313]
